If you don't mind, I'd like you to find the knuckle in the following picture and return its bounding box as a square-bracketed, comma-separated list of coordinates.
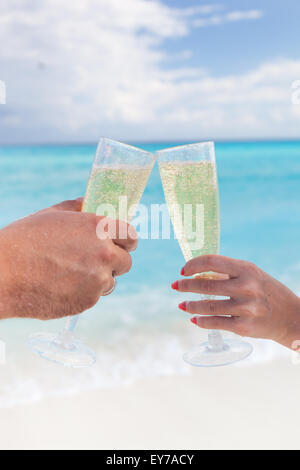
[130, 237, 138, 252]
[187, 301, 197, 313]
[184, 259, 193, 273]
[202, 279, 213, 294]
[245, 261, 261, 278]
[240, 304, 251, 316]
[240, 301, 257, 317]
[64, 199, 75, 206]
[207, 301, 216, 314]
[257, 297, 270, 316]
[100, 245, 116, 265]
[123, 253, 132, 273]
[55, 199, 80, 212]
[240, 279, 260, 298]
[246, 298, 268, 319]
[234, 321, 250, 337]
[179, 279, 189, 290]
[99, 272, 113, 294]
[253, 284, 265, 300]
[204, 254, 215, 262]
[127, 237, 138, 253]
[202, 254, 216, 267]
[127, 225, 138, 248]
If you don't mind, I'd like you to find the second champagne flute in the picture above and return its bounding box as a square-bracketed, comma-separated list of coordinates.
[157, 141, 253, 367]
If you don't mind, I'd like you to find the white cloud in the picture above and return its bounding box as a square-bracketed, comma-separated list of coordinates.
[0, 0, 299, 142]
[226, 10, 263, 22]
[178, 4, 224, 17]
[193, 9, 263, 27]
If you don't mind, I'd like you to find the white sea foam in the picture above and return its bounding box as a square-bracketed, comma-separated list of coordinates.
[0, 285, 293, 408]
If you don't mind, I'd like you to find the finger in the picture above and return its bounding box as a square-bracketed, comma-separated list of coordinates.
[172, 278, 239, 297]
[96, 217, 138, 252]
[100, 274, 115, 296]
[179, 299, 236, 315]
[50, 198, 83, 212]
[101, 276, 116, 296]
[113, 220, 138, 252]
[111, 245, 133, 276]
[182, 254, 245, 278]
[191, 315, 238, 333]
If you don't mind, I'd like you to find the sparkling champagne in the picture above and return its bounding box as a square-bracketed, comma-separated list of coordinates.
[159, 161, 220, 261]
[82, 165, 152, 221]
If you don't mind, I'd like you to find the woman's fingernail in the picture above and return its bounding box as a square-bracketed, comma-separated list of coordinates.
[181, 267, 185, 275]
[190, 317, 198, 325]
[178, 302, 187, 311]
[171, 281, 179, 290]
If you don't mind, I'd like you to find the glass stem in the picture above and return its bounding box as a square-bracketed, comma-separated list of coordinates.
[64, 316, 79, 333]
[207, 330, 224, 352]
[59, 316, 79, 348]
[204, 290, 225, 352]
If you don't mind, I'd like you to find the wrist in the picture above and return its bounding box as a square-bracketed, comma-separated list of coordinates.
[0, 231, 16, 319]
[276, 296, 300, 350]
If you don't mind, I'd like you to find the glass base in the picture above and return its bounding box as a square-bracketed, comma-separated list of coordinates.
[183, 339, 253, 367]
[27, 332, 96, 368]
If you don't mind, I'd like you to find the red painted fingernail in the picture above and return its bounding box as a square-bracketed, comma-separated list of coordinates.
[171, 281, 179, 290]
[178, 302, 187, 311]
[181, 267, 185, 275]
[190, 317, 198, 325]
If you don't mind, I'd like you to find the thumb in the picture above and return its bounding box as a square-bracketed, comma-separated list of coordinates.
[44, 197, 83, 213]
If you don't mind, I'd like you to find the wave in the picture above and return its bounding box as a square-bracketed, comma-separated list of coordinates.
[0, 286, 292, 409]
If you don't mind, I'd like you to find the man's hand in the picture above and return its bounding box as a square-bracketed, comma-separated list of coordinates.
[0, 198, 137, 320]
[172, 254, 300, 350]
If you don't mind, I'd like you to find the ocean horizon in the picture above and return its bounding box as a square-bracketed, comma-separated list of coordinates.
[0, 139, 298, 408]
[1, 137, 300, 147]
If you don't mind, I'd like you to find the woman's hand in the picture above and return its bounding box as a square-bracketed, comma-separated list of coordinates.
[171, 255, 300, 350]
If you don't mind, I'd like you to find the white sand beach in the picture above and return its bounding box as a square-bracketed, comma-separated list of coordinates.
[0, 355, 299, 450]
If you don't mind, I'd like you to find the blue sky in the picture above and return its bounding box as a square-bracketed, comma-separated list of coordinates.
[162, 0, 300, 75]
[0, 0, 300, 143]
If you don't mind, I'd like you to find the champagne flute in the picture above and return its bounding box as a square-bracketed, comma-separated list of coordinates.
[157, 141, 253, 367]
[27, 138, 155, 367]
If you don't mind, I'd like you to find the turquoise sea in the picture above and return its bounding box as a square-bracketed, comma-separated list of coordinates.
[0, 140, 299, 406]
